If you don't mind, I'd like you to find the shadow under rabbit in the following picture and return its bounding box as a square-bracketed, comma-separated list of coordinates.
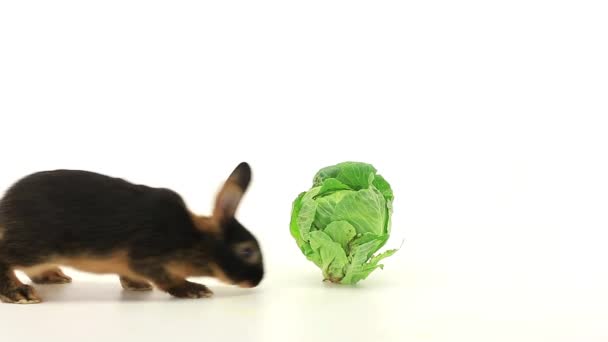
[29, 279, 258, 303]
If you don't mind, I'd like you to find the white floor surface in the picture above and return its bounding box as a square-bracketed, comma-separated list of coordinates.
[2, 264, 607, 342]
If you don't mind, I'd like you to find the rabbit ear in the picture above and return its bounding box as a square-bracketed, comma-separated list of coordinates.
[213, 162, 251, 223]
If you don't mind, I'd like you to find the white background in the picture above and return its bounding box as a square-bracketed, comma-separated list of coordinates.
[1, 1, 607, 341]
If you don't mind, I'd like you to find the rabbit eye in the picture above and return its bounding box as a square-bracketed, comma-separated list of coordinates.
[234, 242, 260, 264]
[240, 247, 254, 258]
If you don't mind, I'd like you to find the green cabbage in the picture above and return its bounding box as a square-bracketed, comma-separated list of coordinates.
[290, 162, 397, 284]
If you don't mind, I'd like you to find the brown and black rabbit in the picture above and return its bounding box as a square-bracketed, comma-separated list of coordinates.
[0, 162, 263, 304]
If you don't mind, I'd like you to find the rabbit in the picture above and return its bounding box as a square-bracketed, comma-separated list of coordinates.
[0, 162, 263, 304]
